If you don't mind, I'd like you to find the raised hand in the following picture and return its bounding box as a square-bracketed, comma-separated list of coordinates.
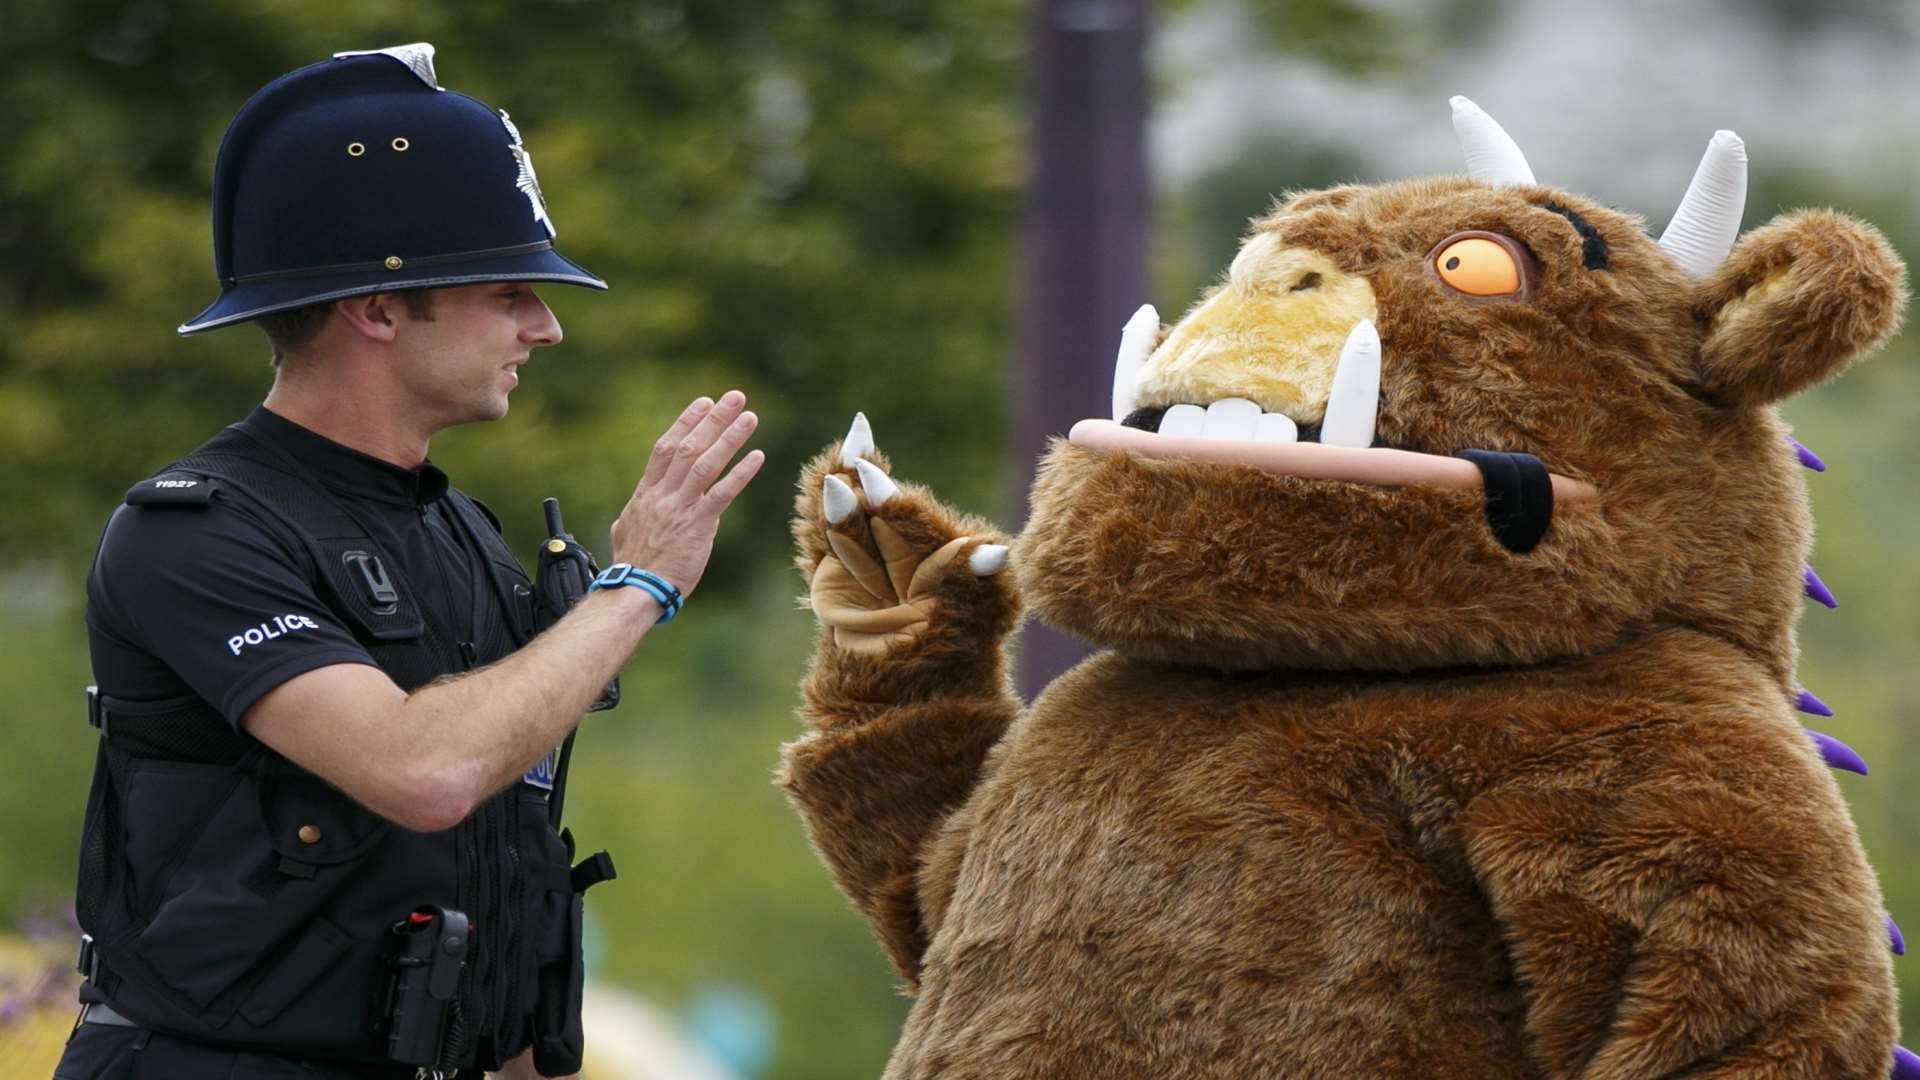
[611, 390, 765, 600]
[796, 413, 1014, 657]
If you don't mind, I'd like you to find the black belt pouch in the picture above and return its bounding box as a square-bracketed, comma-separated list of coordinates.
[530, 843, 614, 1076]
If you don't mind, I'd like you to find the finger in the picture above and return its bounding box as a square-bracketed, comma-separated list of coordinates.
[641, 397, 714, 487]
[812, 559, 923, 635]
[688, 409, 757, 495]
[812, 557, 902, 622]
[703, 449, 765, 511]
[832, 627, 897, 656]
[819, 599, 925, 635]
[840, 412, 876, 467]
[827, 531, 893, 602]
[870, 518, 925, 601]
[904, 536, 972, 600]
[664, 390, 746, 488]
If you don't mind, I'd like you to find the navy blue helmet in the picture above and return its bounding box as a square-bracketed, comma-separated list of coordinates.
[179, 43, 605, 335]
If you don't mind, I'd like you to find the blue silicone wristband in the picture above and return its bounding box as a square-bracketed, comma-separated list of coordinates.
[588, 563, 682, 623]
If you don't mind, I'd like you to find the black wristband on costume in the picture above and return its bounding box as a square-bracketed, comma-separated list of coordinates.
[1454, 449, 1554, 555]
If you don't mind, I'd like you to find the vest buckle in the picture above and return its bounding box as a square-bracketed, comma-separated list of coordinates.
[76, 933, 99, 982]
[85, 685, 108, 738]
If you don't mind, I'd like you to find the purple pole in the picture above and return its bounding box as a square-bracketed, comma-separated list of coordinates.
[1013, 0, 1148, 699]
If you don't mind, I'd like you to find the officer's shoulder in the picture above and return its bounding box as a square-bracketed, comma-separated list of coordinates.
[451, 488, 505, 534]
[124, 470, 219, 509]
[105, 463, 296, 558]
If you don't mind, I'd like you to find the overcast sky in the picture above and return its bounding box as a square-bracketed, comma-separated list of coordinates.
[1151, 0, 1920, 226]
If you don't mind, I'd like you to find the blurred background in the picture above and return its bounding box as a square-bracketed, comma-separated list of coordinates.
[1, 0, 1914, 1075]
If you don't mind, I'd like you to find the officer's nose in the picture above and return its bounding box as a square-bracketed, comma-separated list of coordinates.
[521, 292, 563, 348]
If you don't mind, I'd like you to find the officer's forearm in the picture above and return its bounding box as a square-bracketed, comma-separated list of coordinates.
[399, 585, 659, 828]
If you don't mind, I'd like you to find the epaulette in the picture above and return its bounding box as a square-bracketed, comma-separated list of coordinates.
[124, 471, 217, 508]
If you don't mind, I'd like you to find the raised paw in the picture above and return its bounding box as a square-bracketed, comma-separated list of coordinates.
[796, 413, 1013, 656]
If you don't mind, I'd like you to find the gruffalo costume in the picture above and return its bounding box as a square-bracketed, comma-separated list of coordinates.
[781, 98, 1914, 1078]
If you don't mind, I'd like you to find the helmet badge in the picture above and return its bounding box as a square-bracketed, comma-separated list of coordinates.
[331, 42, 443, 90]
[499, 110, 556, 239]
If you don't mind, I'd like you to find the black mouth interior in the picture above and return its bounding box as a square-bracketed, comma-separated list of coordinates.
[1119, 405, 1325, 443]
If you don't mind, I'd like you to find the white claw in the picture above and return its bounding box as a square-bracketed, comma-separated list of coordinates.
[969, 544, 1009, 576]
[854, 459, 897, 506]
[1112, 303, 1160, 422]
[822, 475, 857, 524]
[840, 412, 875, 466]
[1321, 320, 1381, 448]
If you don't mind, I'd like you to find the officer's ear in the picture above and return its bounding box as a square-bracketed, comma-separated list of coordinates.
[333, 294, 403, 344]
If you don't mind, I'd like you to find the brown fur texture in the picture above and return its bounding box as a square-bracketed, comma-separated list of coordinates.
[780, 171, 1908, 1078]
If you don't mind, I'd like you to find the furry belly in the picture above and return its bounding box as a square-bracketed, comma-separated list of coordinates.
[885, 656, 1552, 1079]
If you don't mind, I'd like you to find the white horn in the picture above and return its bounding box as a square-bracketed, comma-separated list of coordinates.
[1111, 303, 1160, 422]
[1658, 130, 1747, 276]
[1450, 96, 1535, 187]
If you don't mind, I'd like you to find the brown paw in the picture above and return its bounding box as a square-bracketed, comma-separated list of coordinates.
[795, 414, 1011, 656]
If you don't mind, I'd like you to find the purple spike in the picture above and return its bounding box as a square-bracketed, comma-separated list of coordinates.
[1796, 687, 1835, 717]
[1786, 435, 1827, 472]
[1893, 1045, 1920, 1080]
[1805, 729, 1868, 775]
[1803, 566, 1838, 609]
[1889, 914, 1907, 956]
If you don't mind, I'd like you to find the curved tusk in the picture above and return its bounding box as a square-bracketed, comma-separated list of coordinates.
[1112, 303, 1160, 422]
[1657, 130, 1747, 276]
[1450, 96, 1535, 187]
[1320, 320, 1381, 449]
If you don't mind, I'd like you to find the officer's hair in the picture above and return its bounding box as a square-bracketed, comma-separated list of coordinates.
[259, 291, 437, 368]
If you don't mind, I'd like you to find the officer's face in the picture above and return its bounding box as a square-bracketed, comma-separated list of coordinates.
[394, 282, 563, 426]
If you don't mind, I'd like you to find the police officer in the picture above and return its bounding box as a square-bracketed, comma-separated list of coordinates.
[57, 44, 763, 1079]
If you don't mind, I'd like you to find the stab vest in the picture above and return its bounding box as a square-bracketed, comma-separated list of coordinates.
[75, 424, 607, 1075]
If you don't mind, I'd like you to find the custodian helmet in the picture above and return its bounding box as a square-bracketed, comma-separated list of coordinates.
[178, 43, 606, 335]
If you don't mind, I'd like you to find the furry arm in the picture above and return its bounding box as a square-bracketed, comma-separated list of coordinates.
[779, 438, 1024, 987]
[1461, 676, 1896, 1079]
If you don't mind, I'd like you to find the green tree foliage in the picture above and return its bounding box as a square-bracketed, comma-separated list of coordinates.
[0, 2, 1022, 1076]
[0, 0, 1023, 574]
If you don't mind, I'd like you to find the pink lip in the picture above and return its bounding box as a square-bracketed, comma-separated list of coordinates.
[1067, 418, 1597, 502]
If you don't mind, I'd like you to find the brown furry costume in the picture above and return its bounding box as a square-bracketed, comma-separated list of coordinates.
[780, 106, 1910, 1078]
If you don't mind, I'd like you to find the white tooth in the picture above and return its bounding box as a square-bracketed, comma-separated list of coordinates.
[840, 412, 875, 466]
[1252, 412, 1299, 443]
[822, 475, 857, 524]
[1111, 304, 1160, 422]
[854, 459, 897, 506]
[1202, 398, 1261, 440]
[968, 544, 1009, 576]
[1321, 320, 1381, 448]
[1157, 403, 1205, 437]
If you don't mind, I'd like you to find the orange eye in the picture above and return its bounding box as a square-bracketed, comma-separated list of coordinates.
[1433, 235, 1524, 296]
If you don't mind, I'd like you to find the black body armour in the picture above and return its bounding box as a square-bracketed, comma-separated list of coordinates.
[74, 425, 607, 1075]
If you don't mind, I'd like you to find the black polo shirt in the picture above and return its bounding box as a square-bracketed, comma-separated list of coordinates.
[86, 406, 498, 730]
